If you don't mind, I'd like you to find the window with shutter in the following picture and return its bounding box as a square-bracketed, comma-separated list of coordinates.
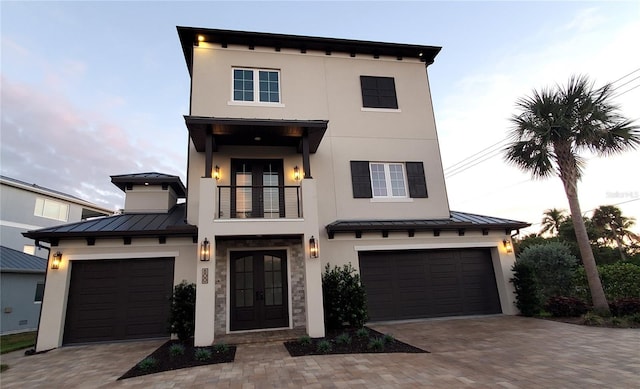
[350, 161, 372, 198]
[360, 76, 398, 109]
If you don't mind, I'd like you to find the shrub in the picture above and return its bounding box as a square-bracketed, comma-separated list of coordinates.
[322, 263, 368, 330]
[168, 281, 196, 341]
[169, 343, 185, 357]
[137, 357, 157, 372]
[544, 296, 588, 317]
[516, 242, 579, 301]
[356, 328, 369, 339]
[194, 348, 212, 361]
[367, 337, 385, 351]
[511, 260, 541, 316]
[610, 297, 640, 316]
[574, 262, 640, 301]
[213, 343, 229, 353]
[610, 317, 628, 327]
[298, 335, 312, 346]
[316, 340, 332, 353]
[582, 312, 605, 326]
[382, 334, 394, 344]
[335, 333, 351, 345]
[628, 313, 640, 324]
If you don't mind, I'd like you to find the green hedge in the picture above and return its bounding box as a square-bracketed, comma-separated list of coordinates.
[574, 262, 640, 301]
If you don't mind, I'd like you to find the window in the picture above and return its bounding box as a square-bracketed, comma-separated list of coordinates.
[34, 283, 44, 303]
[233, 68, 280, 103]
[34, 198, 69, 221]
[351, 161, 428, 199]
[23, 245, 35, 255]
[360, 76, 398, 109]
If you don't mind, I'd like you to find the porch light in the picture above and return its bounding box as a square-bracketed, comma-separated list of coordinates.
[213, 166, 220, 181]
[293, 166, 301, 181]
[51, 251, 62, 269]
[309, 236, 319, 258]
[197, 35, 205, 42]
[200, 238, 211, 261]
[503, 239, 513, 253]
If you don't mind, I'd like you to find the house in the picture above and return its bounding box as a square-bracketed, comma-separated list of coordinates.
[25, 27, 529, 351]
[0, 175, 113, 334]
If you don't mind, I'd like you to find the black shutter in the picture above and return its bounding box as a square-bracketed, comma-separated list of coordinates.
[406, 162, 428, 198]
[350, 161, 372, 198]
[360, 76, 398, 109]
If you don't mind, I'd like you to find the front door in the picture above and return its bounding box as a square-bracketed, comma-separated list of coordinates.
[231, 159, 284, 218]
[230, 250, 289, 331]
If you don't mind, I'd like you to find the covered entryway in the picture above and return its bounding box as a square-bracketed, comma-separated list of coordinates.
[230, 250, 289, 331]
[63, 258, 174, 344]
[359, 248, 501, 321]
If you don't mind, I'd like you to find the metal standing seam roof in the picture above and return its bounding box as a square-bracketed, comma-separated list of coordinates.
[22, 204, 197, 243]
[0, 246, 47, 273]
[326, 211, 531, 238]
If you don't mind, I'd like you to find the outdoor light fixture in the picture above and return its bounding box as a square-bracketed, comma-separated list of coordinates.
[309, 236, 319, 258]
[51, 251, 62, 269]
[200, 238, 211, 261]
[197, 35, 205, 42]
[503, 239, 513, 253]
[213, 166, 220, 181]
[293, 166, 301, 181]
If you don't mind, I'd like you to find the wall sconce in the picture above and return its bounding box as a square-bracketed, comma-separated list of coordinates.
[309, 236, 319, 258]
[293, 166, 301, 181]
[213, 166, 220, 181]
[200, 238, 211, 261]
[503, 239, 513, 253]
[51, 251, 62, 269]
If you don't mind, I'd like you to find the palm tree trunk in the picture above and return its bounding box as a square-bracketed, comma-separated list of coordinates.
[555, 142, 609, 313]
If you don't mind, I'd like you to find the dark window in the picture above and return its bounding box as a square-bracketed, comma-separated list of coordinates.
[34, 282, 44, 302]
[350, 161, 427, 199]
[360, 76, 398, 109]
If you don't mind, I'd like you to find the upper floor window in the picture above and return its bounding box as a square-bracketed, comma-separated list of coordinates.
[351, 161, 428, 199]
[233, 68, 280, 103]
[34, 198, 69, 222]
[360, 76, 398, 109]
[370, 163, 407, 198]
[34, 282, 44, 303]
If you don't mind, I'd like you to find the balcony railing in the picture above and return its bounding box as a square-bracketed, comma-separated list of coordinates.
[217, 185, 302, 219]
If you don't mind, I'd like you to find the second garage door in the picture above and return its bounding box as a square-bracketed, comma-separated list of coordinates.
[63, 258, 175, 344]
[359, 249, 501, 321]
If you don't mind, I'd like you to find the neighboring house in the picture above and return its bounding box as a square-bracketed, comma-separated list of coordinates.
[0, 246, 47, 334]
[0, 175, 113, 334]
[25, 27, 529, 351]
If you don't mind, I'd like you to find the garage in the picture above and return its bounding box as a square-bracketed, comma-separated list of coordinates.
[63, 258, 174, 344]
[358, 248, 501, 321]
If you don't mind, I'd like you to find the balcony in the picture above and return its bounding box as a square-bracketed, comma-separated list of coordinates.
[217, 185, 302, 219]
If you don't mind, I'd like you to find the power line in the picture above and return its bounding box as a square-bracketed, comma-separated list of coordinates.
[613, 83, 640, 99]
[445, 149, 503, 178]
[444, 138, 508, 172]
[609, 67, 640, 86]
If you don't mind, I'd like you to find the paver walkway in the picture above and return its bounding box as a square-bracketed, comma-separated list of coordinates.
[1, 316, 638, 388]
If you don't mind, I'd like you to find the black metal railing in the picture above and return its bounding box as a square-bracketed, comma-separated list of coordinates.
[217, 185, 302, 219]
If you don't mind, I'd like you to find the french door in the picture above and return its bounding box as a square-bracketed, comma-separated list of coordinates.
[231, 159, 284, 218]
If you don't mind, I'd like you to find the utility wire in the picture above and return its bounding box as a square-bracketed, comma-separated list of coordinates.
[444, 138, 508, 172]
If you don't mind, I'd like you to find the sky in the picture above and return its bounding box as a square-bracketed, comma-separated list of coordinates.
[1, 1, 639, 235]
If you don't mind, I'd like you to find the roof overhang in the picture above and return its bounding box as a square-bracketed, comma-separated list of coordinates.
[110, 173, 187, 197]
[184, 116, 328, 153]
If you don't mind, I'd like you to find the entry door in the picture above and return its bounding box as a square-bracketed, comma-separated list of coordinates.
[230, 251, 289, 331]
[231, 159, 284, 218]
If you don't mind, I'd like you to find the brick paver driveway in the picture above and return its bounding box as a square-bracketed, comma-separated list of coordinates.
[1, 316, 638, 388]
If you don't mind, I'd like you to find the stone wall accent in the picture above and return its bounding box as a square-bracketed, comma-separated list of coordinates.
[213, 238, 307, 336]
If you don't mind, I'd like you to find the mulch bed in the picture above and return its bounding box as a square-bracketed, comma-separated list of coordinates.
[284, 327, 428, 356]
[119, 339, 236, 380]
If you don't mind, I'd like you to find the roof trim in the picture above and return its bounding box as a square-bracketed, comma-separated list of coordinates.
[177, 26, 442, 76]
[110, 173, 187, 197]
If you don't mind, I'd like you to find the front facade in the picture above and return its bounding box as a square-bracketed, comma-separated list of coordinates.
[26, 27, 528, 351]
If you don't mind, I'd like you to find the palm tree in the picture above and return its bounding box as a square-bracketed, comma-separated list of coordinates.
[504, 75, 640, 313]
[591, 205, 638, 261]
[540, 208, 567, 236]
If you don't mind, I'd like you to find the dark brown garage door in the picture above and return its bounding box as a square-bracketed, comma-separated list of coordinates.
[64, 258, 174, 344]
[359, 249, 501, 321]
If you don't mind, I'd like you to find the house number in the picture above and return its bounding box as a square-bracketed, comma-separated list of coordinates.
[202, 268, 209, 284]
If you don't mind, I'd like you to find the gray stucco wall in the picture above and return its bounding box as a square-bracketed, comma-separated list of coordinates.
[1, 272, 44, 334]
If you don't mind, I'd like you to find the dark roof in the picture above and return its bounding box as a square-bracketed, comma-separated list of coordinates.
[326, 211, 530, 239]
[22, 204, 197, 244]
[184, 116, 328, 153]
[0, 246, 47, 273]
[110, 173, 187, 198]
[177, 26, 442, 76]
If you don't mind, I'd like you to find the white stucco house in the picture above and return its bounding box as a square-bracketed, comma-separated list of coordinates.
[25, 27, 529, 351]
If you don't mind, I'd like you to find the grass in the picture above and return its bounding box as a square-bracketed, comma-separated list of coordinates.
[1, 332, 36, 355]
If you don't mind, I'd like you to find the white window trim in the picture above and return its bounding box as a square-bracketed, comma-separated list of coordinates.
[361, 107, 402, 113]
[369, 162, 409, 199]
[231, 67, 282, 104]
[34, 198, 69, 222]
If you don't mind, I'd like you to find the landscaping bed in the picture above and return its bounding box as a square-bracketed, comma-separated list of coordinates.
[119, 339, 235, 380]
[284, 327, 427, 356]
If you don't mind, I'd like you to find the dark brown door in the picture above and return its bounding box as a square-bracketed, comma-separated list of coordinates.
[359, 249, 501, 321]
[231, 159, 284, 218]
[230, 251, 289, 331]
[63, 258, 174, 344]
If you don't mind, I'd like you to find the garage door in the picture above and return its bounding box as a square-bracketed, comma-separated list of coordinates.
[358, 249, 501, 321]
[63, 258, 174, 344]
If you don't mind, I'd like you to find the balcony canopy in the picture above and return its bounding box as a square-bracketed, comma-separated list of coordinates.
[184, 116, 328, 153]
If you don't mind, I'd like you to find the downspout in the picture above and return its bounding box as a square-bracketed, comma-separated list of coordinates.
[25, 240, 50, 355]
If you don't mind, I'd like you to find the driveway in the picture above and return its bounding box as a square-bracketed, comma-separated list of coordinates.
[1, 316, 638, 388]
